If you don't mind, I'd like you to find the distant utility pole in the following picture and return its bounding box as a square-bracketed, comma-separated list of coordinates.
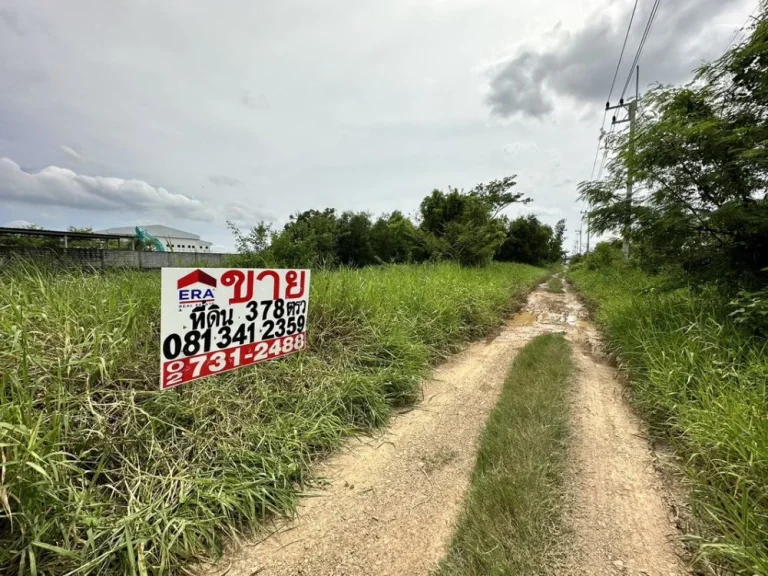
[581, 209, 591, 253]
[607, 65, 639, 261]
[578, 226, 583, 254]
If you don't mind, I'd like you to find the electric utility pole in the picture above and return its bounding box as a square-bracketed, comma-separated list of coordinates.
[607, 65, 639, 261]
[581, 209, 591, 252]
[578, 226, 583, 254]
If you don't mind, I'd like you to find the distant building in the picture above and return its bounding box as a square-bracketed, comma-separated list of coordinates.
[95, 225, 213, 253]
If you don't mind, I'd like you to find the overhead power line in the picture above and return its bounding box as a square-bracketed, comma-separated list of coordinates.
[589, 0, 643, 183]
[608, 0, 641, 104]
[589, 111, 608, 181]
[596, 121, 617, 181]
[621, 0, 663, 101]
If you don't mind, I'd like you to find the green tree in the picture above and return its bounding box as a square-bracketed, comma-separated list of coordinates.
[270, 209, 339, 268]
[226, 220, 275, 266]
[370, 211, 427, 263]
[336, 211, 376, 267]
[418, 176, 529, 266]
[579, 15, 768, 286]
[496, 215, 554, 266]
[549, 219, 566, 263]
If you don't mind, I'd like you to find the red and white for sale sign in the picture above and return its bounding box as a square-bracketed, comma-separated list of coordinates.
[160, 268, 310, 389]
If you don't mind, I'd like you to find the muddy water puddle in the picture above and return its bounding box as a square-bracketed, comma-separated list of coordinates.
[510, 311, 537, 326]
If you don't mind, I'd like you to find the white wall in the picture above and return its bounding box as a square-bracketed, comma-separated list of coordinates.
[162, 238, 212, 253]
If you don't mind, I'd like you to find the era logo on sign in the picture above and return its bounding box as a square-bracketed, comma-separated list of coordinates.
[177, 269, 217, 304]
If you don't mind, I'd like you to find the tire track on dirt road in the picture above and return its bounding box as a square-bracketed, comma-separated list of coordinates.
[202, 280, 687, 576]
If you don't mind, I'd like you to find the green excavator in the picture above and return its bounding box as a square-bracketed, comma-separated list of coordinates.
[135, 226, 167, 252]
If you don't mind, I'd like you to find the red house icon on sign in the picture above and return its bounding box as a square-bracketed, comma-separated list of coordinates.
[177, 269, 218, 290]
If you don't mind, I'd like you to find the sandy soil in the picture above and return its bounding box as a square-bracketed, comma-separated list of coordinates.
[559, 288, 688, 576]
[202, 280, 687, 576]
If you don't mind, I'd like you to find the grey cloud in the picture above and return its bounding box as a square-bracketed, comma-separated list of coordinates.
[208, 174, 243, 187]
[241, 91, 269, 110]
[487, 51, 554, 118]
[486, 0, 746, 118]
[0, 9, 24, 36]
[224, 201, 278, 226]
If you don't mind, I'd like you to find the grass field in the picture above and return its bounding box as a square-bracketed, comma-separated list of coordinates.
[0, 260, 545, 576]
[569, 265, 768, 575]
[437, 333, 572, 576]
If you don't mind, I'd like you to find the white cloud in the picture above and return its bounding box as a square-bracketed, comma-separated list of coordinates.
[1, 157, 211, 221]
[3, 219, 35, 228]
[0, 157, 276, 227]
[507, 203, 564, 220]
[60, 145, 83, 162]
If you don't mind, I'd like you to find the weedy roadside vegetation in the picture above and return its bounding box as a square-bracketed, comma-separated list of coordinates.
[569, 263, 768, 575]
[0, 259, 545, 575]
[437, 333, 572, 576]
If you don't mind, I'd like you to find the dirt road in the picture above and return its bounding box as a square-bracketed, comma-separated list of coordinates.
[204, 280, 686, 576]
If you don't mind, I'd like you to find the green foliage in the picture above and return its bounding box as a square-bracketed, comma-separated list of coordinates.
[729, 285, 768, 337]
[228, 175, 546, 269]
[496, 216, 565, 266]
[572, 18, 768, 571]
[583, 241, 623, 271]
[549, 219, 566, 262]
[570, 265, 768, 575]
[438, 334, 572, 575]
[418, 176, 529, 266]
[227, 220, 273, 259]
[369, 211, 429, 263]
[0, 260, 546, 575]
[579, 14, 768, 287]
[270, 208, 340, 268]
[335, 211, 376, 267]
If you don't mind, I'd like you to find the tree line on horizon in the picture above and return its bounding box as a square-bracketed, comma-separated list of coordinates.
[228, 176, 566, 269]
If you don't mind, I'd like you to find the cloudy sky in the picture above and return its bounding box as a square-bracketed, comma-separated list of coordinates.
[0, 0, 753, 251]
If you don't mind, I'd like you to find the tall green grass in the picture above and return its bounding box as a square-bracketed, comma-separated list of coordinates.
[569, 265, 768, 575]
[437, 333, 572, 576]
[0, 260, 545, 575]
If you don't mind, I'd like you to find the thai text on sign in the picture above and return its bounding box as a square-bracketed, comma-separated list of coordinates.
[160, 268, 310, 389]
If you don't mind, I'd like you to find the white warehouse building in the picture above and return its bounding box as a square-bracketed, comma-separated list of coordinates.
[96, 225, 214, 253]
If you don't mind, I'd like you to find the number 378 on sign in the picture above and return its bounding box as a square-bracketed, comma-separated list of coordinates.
[160, 268, 310, 390]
